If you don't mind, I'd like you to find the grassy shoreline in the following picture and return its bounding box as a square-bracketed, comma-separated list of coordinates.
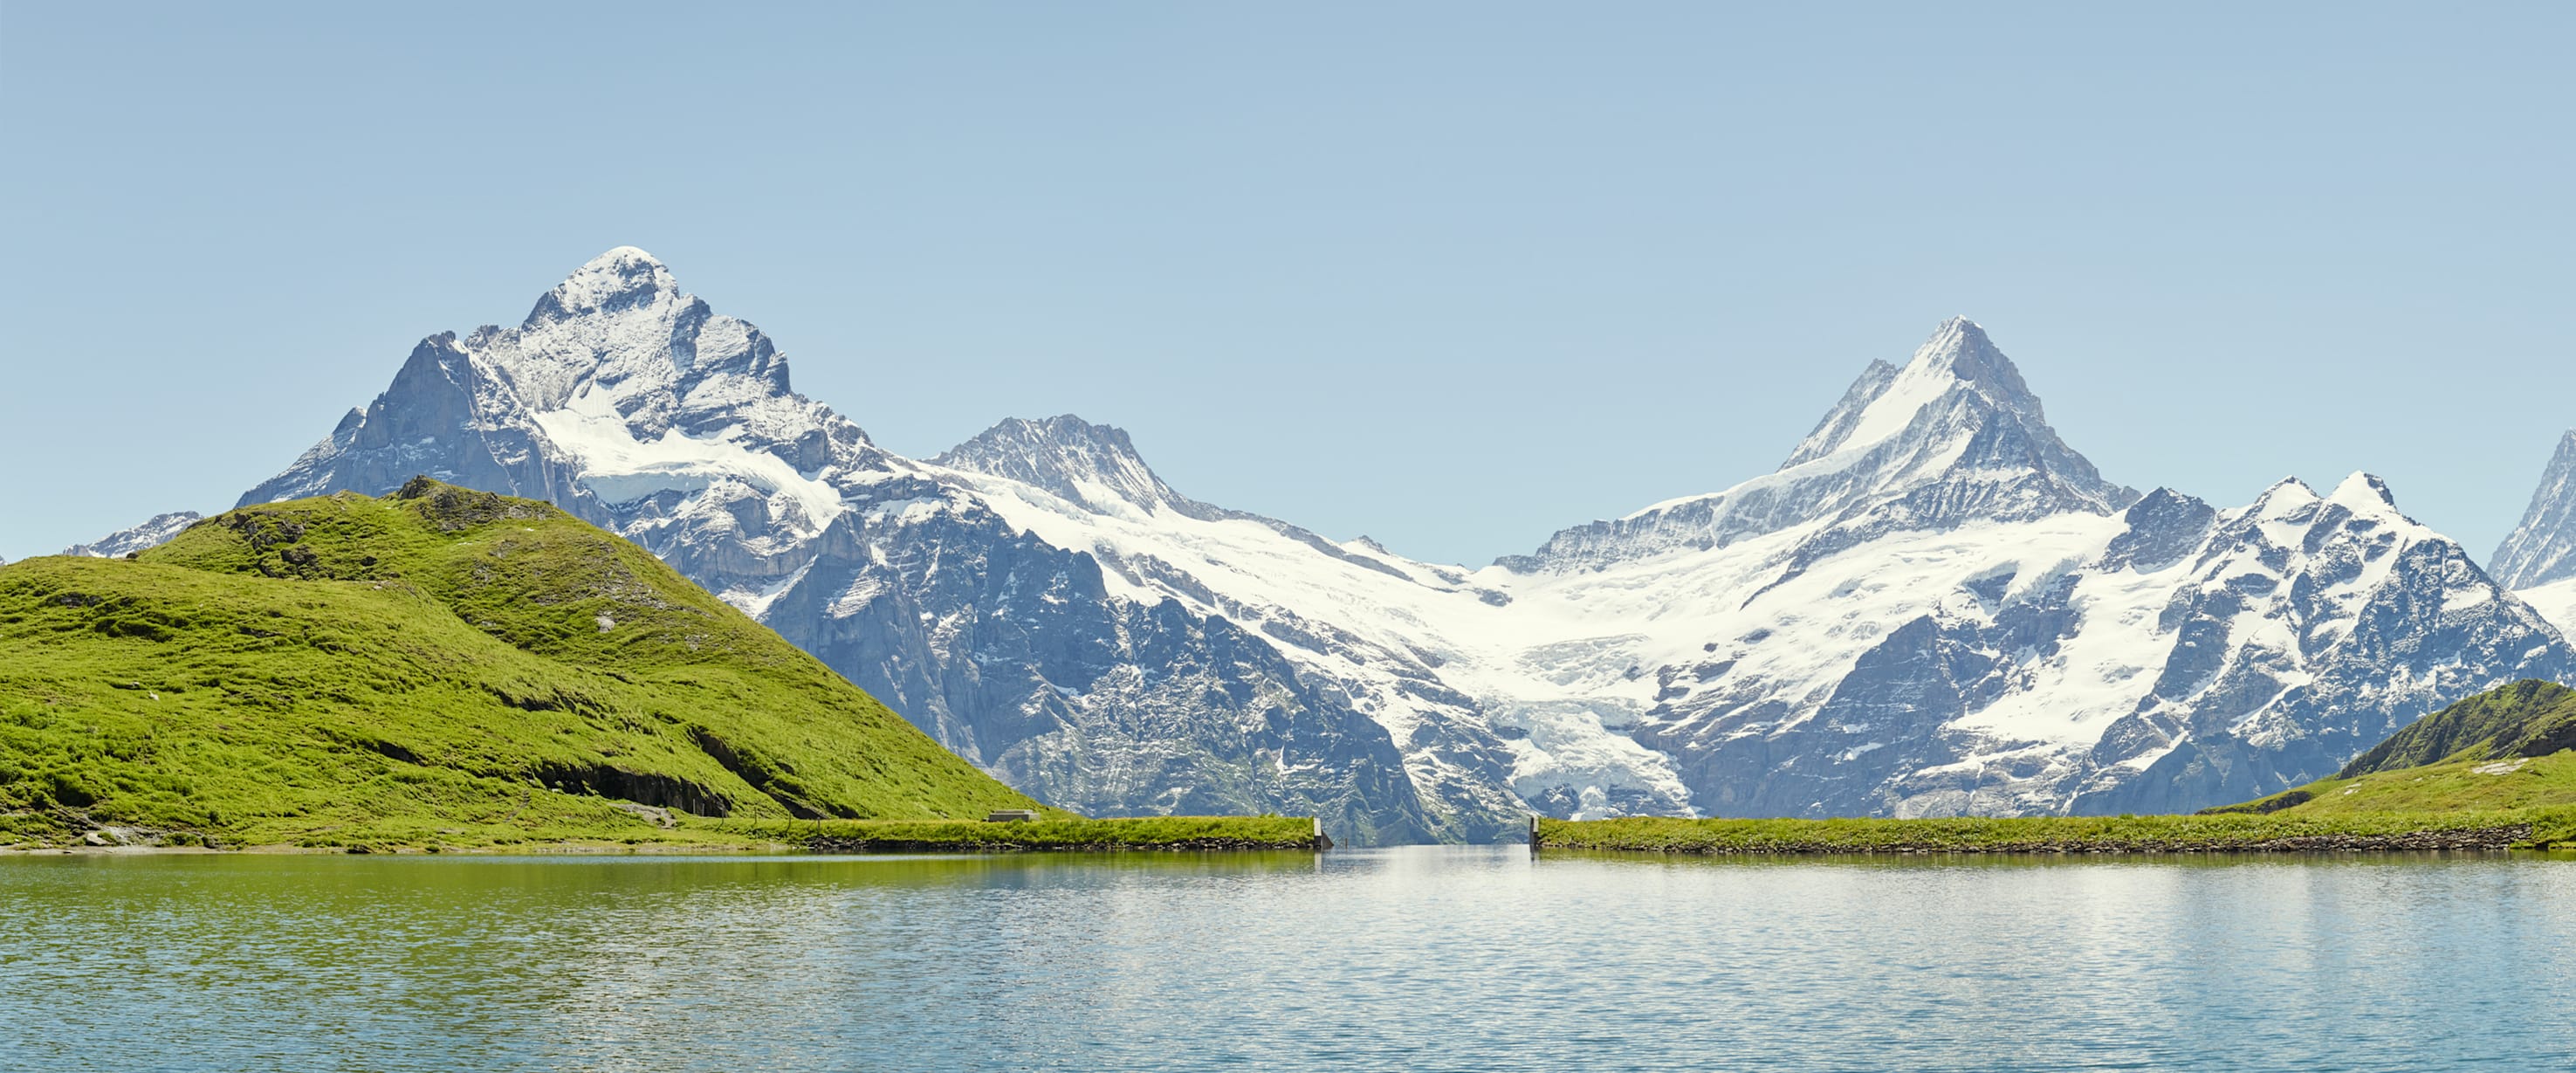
[711, 815, 1330, 853]
[0, 815, 1330, 855]
[1534, 808, 2576, 856]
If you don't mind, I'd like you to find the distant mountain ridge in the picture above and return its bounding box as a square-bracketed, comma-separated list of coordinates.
[210, 248, 2576, 838]
[58, 511, 204, 559]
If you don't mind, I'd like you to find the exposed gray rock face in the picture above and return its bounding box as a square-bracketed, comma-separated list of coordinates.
[58, 511, 205, 558]
[235, 251, 2575, 837]
[2493, 430, 2576, 589]
[756, 478, 1439, 845]
[931, 416, 1191, 517]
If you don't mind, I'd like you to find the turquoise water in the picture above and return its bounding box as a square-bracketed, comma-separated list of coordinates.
[3, 847, 2573, 1071]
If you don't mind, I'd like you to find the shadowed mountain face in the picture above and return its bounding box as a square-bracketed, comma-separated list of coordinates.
[229, 250, 2576, 836]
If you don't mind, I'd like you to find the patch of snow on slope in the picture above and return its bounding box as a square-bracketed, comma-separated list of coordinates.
[1951, 525, 2177, 746]
[2519, 577, 2576, 639]
[530, 386, 843, 528]
[1809, 321, 1984, 463]
[722, 561, 814, 618]
[1673, 515, 2127, 740]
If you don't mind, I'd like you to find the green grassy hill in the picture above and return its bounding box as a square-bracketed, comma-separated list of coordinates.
[2202, 751, 2576, 817]
[2338, 679, 2576, 776]
[0, 479, 1045, 849]
[2203, 679, 2576, 817]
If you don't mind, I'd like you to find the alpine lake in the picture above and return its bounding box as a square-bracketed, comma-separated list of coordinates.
[5, 846, 2573, 1072]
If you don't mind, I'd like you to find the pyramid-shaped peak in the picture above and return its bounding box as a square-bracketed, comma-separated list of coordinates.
[934, 415, 1186, 516]
[1780, 316, 2051, 471]
[2247, 475, 2323, 515]
[1905, 316, 2037, 409]
[2328, 471, 2400, 512]
[525, 246, 682, 327]
[1901, 316, 1990, 367]
[1921, 315, 1989, 348]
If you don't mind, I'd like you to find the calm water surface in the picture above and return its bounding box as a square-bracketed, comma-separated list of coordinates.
[3, 847, 2572, 1071]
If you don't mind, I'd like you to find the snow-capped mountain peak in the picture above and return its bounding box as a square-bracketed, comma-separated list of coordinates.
[2249, 474, 2318, 510]
[2327, 471, 2399, 512]
[490, 246, 791, 418]
[239, 247, 880, 538]
[1505, 317, 2136, 572]
[931, 416, 1188, 518]
[1780, 316, 2048, 469]
[2224, 473, 2417, 570]
[525, 245, 681, 327]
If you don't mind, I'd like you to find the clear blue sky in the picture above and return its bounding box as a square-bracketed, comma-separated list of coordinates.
[3, 3, 2569, 566]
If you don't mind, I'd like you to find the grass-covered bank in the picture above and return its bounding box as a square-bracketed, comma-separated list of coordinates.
[2202, 751, 2576, 817]
[1532, 809, 2576, 856]
[711, 815, 1330, 853]
[1542, 682, 2576, 856]
[0, 483, 1048, 851]
[2205, 684, 2576, 818]
[2, 815, 1333, 856]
